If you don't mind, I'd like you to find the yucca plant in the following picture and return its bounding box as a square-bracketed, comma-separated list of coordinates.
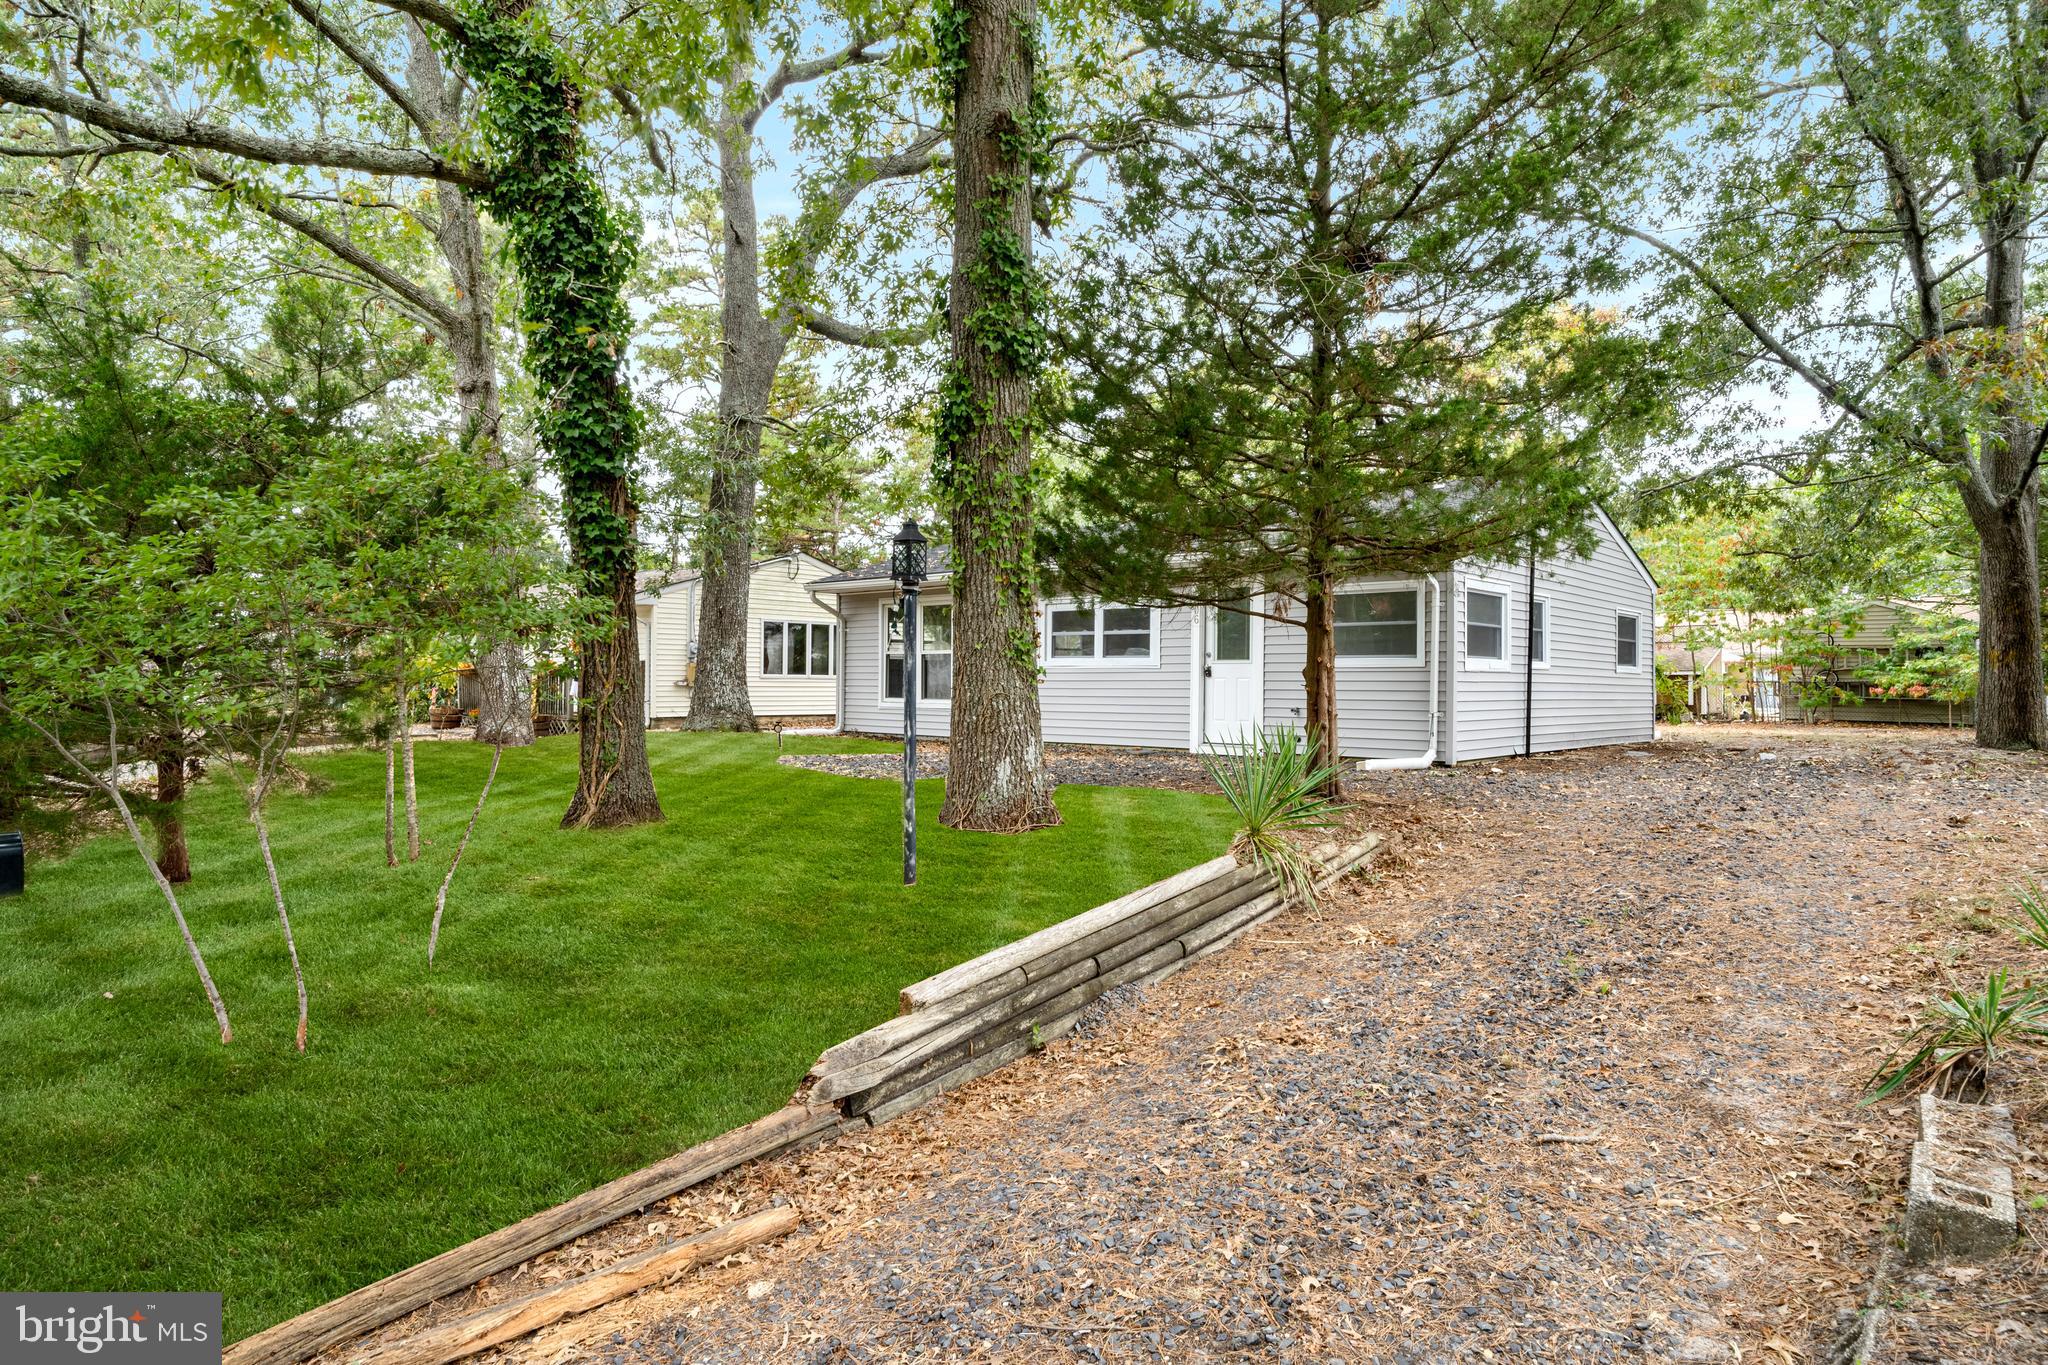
[1865, 968, 2048, 1104]
[2011, 878, 2048, 952]
[1201, 725, 1344, 908]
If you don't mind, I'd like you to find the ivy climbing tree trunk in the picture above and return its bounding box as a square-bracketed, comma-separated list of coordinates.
[458, 0, 660, 828]
[934, 0, 1059, 832]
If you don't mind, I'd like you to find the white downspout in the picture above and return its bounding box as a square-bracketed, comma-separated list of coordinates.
[1362, 571, 1442, 771]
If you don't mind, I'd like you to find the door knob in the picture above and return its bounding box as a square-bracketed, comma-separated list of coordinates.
[1203, 666, 1213, 677]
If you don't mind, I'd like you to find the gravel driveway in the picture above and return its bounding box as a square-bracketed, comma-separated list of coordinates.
[485, 728, 2047, 1364]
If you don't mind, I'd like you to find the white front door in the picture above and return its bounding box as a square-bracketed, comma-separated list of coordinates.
[1203, 597, 1259, 746]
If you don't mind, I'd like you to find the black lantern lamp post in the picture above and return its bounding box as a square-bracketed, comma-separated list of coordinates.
[891, 520, 928, 886]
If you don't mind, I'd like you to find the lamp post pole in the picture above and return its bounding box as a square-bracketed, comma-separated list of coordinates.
[891, 521, 929, 887]
[902, 581, 919, 886]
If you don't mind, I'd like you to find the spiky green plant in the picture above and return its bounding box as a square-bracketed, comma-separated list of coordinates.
[1865, 969, 2048, 1104]
[2010, 879, 2048, 951]
[1201, 725, 1343, 907]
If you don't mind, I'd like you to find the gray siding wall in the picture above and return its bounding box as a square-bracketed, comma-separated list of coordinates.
[1261, 580, 1453, 761]
[1450, 508, 1655, 762]
[838, 587, 954, 739]
[835, 588, 1197, 748]
[1040, 600, 1197, 749]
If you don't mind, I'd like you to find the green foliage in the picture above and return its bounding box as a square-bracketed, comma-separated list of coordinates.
[458, 3, 642, 594]
[2011, 880, 2048, 953]
[1200, 726, 1343, 908]
[1653, 659, 1691, 723]
[1048, 0, 1697, 615]
[1866, 969, 2048, 1103]
[1866, 612, 1979, 707]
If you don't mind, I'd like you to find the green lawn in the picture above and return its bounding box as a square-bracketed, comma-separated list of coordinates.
[0, 731, 1232, 1339]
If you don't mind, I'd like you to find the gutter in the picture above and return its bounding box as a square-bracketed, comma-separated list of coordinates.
[1523, 542, 1536, 756]
[1362, 571, 1443, 771]
[808, 587, 847, 733]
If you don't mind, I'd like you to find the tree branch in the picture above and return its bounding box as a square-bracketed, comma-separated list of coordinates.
[789, 304, 931, 348]
[285, 0, 436, 138]
[0, 64, 489, 187]
[179, 153, 460, 332]
[374, 0, 467, 40]
[1614, 222, 1933, 452]
[745, 32, 896, 132]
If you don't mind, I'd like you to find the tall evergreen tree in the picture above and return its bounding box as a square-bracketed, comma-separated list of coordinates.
[1048, 0, 1693, 783]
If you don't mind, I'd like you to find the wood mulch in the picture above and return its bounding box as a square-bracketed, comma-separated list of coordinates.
[339, 726, 2047, 1364]
[779, 742, 1221, 793]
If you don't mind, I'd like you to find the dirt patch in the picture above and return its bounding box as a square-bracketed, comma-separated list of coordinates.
[334, 729, 2048, 1364]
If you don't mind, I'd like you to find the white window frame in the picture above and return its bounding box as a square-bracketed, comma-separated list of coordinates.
[760, 619, 835, 678]
[1463, 580, 1513, 672]
[879, 598, 955, 704]
[1614, 611, 1643, 674]
[1332, 580, 1425, 668]
[1041, 600, 1161, 668]
[1530, 596, 1551, 670]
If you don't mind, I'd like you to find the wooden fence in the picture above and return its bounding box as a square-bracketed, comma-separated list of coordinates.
[803, 834, 1384, 1124]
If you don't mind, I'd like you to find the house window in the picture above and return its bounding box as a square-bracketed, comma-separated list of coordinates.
[885, 601, 953, 700]
[1466, 589, 1507, 666]
[1044, 602, 1156, 663]
[1615, 613, 1641, 671]
[1531, 598, 1550, 667]
[762, 621, 834, 676]
[1333, 588, 1420, 661]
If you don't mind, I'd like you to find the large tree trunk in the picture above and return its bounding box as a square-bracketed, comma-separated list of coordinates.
[409, 21, 533, 749]
[936, 0, 1059, 832]
[1300, 576, 1343, 796]
[455, 4, 662, 828]
[688, 108, 781, 734]
[562, 563, 662, 827]
[1968, 485, 2047, 749]
[152, 748, 191, 885]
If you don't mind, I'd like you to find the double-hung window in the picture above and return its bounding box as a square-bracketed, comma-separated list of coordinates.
[884, 601, 954, 700]
[1530, 598, 1550, 667]
[1465, 588, 1508, 668]
[1045, 602, 1155, 663]
[762, 620, 834, 676]
[1333, 587, 1421, 663]
[1615, 613, 1641, 671]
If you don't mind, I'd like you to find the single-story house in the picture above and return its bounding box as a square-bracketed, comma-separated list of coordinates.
[635, 551, 845, 726]
[1776, 597, 1977, 727]
[808, 508, 1657, 765]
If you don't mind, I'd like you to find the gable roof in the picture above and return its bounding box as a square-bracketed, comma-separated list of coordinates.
[638, 550, 844, 599]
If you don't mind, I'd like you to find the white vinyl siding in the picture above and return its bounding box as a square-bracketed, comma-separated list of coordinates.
[1264, 579, 1450, 760]
[835, 590, 1196, 749]
[636, 552, 842, 721]
[1451, 510, 1655, 762]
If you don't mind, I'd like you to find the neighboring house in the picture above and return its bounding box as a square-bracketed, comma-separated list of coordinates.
[635, 551, 845, 726]
[1654, 620, 1782, 721]
[1778, 598, 1977, 727]
[809, 508, 1656, 765]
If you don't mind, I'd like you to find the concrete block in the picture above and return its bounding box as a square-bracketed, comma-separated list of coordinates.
[1903, 1136, 2017, 1262]
[1917, 1092, 2019, 1165]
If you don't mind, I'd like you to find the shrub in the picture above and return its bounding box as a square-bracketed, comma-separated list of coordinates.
[2011, 879, 2048, 952]
[1201, 725, 1343, 907]
[1865, 968, 2048, 1104]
